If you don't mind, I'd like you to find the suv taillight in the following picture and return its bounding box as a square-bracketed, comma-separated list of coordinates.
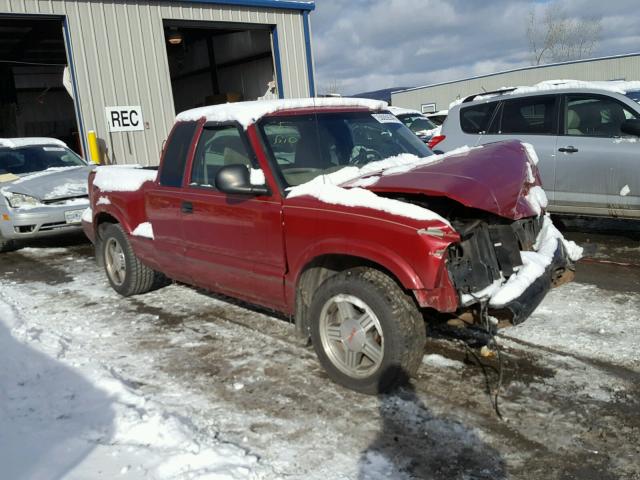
[427, 135, 446, 150]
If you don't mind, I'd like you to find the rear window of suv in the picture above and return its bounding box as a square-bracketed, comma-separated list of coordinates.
[459, 102, 498, 134]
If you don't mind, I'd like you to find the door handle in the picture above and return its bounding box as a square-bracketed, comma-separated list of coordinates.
[181, 201, 193, 214]
[558, 146, 578, 153]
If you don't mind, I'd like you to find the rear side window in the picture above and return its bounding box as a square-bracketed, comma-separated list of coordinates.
[459, 102, 498, 134]
[499, 96, 556, 135]
[159, 121, 197, 187]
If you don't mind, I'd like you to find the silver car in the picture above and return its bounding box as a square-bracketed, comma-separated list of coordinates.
[435, 82, 640, 219]
[0, 138, 91, 252]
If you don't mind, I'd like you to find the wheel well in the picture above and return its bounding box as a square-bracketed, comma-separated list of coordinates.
[294, 254, 408, 341]
[94, 213, 119, 266]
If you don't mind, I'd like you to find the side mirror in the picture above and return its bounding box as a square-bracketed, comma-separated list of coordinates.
[215, 164, 269, 196]
[620, 119, 640, 137]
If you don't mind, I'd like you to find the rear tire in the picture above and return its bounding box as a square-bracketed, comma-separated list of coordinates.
[101, 223, 167, 296]
[309, 267, 426, 394]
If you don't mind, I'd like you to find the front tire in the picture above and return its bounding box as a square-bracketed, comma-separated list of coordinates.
[309, 267, 426, 394]
[101, 223, 167, 296]
[0, 232, 17, 253]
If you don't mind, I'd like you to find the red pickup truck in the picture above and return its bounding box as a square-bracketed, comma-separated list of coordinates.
[83, 98, 579, 393]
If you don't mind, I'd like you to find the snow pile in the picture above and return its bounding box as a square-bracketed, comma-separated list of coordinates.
[132, 222, 154, 239]
[526, 186, 549, 216]
[521, 142, 539, 165]
[422, 354, 464, 369]
[43, 179, 88, 200]
[93, 166, 157, 192]
[81, 207, 92, 223]
[176, 97, 387, 129]
[96, 196, 111, 205]
[452, 80, 640, 109]
[249, 168, 266, 186]
[488, 215, 583, 307]
[415, 126, 441, 137]
[620, 185, 631, 197]
[0, 137, 67, 149]
[0, 294, 261, 480]
[387, 106, 422, 116]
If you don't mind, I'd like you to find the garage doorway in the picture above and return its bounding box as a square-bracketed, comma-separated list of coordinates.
[0, 16, 81, 153]
[163, 20, 280, 114]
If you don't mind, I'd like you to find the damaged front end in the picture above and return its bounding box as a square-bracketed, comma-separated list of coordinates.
[447, 214, 575, 326]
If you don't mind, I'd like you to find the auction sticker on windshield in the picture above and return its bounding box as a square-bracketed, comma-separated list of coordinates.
[371, 113, 403, 124]
[65, 209, 85, 224]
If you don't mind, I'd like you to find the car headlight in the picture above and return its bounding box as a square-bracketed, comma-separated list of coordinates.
[3, 192, 43, 209]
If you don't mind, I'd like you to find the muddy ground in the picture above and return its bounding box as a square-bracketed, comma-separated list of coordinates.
[1, 218, 639, 479]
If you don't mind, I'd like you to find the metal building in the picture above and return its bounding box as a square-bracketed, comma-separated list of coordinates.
[0, 0, 316, 165]
[392, 53, 640, 114]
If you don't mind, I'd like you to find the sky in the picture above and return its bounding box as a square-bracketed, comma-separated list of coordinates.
[309, 0, 640, 95]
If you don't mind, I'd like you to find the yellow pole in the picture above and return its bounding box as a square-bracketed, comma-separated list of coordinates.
[87, 130, 101, 165]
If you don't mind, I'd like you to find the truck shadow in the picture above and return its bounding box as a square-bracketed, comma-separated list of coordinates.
[358, 368, 506, 480]
[0, 303, 115, 479]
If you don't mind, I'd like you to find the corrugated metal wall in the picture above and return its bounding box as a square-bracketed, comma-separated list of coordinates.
[0, 0, 312, 165]
[392, 54, 640, 113]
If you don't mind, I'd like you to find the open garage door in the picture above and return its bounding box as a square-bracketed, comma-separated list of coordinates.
[0, 17, 81, 153]
[164, 20, 280, 114]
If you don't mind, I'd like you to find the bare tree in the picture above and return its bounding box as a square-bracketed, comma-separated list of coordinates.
[527, 3, 602, 65]
[319, 78, 343, 97]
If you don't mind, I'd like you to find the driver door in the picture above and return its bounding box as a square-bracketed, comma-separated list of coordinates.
[180, 124, 287, 310]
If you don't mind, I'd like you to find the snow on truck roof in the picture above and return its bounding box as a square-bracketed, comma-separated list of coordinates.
[0, 137, 67, 149]
[175, 97, 388, 129]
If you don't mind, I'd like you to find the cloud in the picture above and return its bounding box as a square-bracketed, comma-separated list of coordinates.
[310, 0, 640, 95]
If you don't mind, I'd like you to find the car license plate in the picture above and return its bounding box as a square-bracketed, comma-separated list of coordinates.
[64, 209, 85, 224]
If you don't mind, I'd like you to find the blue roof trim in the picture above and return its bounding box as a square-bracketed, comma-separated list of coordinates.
[392, 51, 640, 95]
[302, 11, 315, 97]
[272, 26, 285, 98]
[170, 0, 315, 11]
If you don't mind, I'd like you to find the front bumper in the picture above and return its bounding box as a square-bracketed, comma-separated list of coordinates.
[0, 204, 89, 241]
[489, 240, 574, 325]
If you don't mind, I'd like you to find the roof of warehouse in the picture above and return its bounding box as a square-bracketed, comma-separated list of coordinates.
[392, 51, 640, 95]
[171, 0, 315, 11]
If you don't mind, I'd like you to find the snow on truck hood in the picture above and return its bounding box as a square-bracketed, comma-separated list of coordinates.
[175, 97, 388, 129]
[289, 140, 542, 224]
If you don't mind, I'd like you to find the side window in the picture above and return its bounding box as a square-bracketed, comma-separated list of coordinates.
[499, 96, 556, 135]
[159, 121, 197, 187]
[459, 102, 498, 134]
[565, 95, 638, 137]
[190, 125, 256, 188]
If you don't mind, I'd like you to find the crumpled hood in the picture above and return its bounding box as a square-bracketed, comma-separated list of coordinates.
[0, 166, 91, 201]
[344, 140, 539, 220]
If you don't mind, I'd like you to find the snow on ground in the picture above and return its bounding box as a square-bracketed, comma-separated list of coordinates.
[0, 237, 639, 479]
[0, 267, 267, 479]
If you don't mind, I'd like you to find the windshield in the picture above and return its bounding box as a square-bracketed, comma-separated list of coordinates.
[625, 91, 640, 104]
[259, 111, 432, 187]
[0, 145, 86, 176]
[398, 114, 437, 134]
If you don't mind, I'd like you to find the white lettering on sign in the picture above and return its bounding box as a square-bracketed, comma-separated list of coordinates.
[105, 106, 144, 132]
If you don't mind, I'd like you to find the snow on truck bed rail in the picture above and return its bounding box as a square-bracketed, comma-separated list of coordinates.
[176, 97, 388, 129]
[93, 165, 157, 192]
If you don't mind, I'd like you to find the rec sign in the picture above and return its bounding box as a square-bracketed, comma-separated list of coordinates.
[105, 106, 144, 132]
